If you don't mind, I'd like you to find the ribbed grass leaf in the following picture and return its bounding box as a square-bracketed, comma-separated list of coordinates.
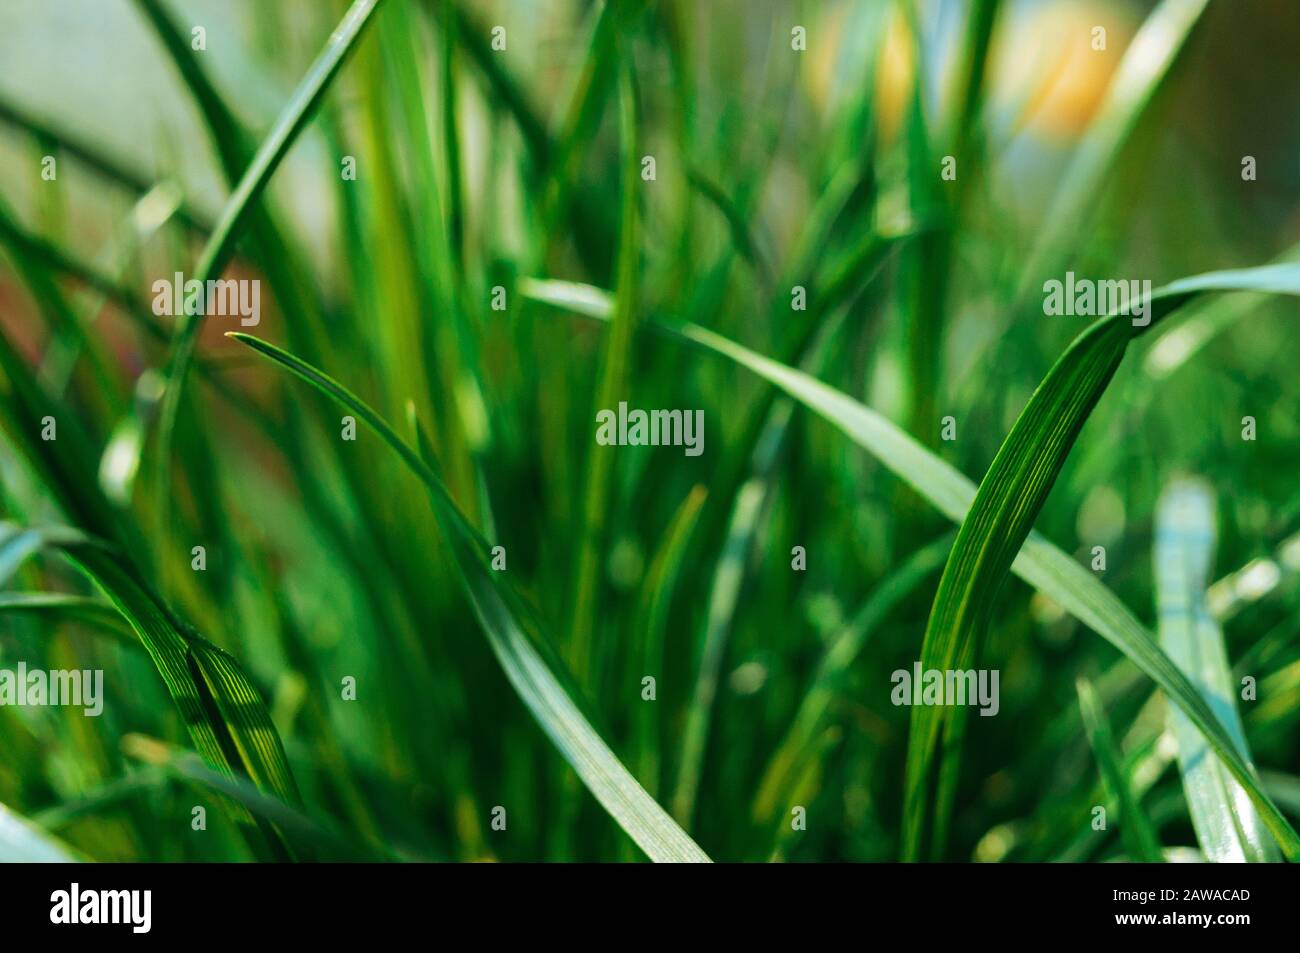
[1154, 479, 1277, 862]
[1076, 676, 1164, 863]
[904, 267, 1300, 861]
[16, 527, 300, 856]
[521, 271, 1300, 861]
[229, 332, 712, 863]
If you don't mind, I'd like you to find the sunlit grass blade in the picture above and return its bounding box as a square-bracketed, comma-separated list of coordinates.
[1154, 478, 1277, 862]
[521, 272, 1300, 861]
[229, 331, 712, 863]
[0, 801, 83, 862]
[905, 265, 1300, 861]
[1076, 676, 1164, 863]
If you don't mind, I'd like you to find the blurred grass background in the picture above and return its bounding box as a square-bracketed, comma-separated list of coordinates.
[1, 0, 1299, 862]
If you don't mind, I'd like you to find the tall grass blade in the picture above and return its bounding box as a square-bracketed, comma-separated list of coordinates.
[229, 332, 712, 863]
[905, 266, 1300, 861]
[1076, 676, 1164, 863]
[521, 271, 1300, 861]
[632, 484, 708, 798]
[1154, 478, 1277, 862]
[568, 62, 640, 685]
[19, 528, 300, 845]
[152, 0, 384, 544]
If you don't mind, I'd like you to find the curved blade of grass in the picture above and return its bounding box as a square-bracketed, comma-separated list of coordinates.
[1076, 676, 1164, 863]
[521, 271, 1300, 861]
[1144, 241, 1300, 380]
[0, 592, 139, 645]
[1155, 479, 1277, 862]
[687, 167, 774, 288]
[905, 265, 1300, 862]
[0, 802, 83, 862]
[632, 484, 708, 799]
[152, 0, 384, 543]
[32, 767, 169, 833]
[672, 475, 769, 826]
[16, 527, 300, 858]
[229, 331, 711, 863]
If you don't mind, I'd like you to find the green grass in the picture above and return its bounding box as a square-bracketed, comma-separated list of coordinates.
[1, 0, 1299, 863]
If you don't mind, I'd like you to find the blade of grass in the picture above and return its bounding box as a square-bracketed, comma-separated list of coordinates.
[122, 734, 389, 861]
[0, 318, 143, 554]
[687, 167, 774, 290]
[632, 484, 708, 799]
[31, 767, 169, 833]
[0, 97, 215, 234]
[19, 527, 300, 858]
[0, 592, 139, 646]
[569, 61, 640, 686]
[1154, 478, 1277, 861]
[151, 0, 384, 556]
[904, 265, 1300, 862]
[521, 271, 1300, 861]
[671, 474, 769, 826]
[229, 331, 711, 863]
[1076, 676, 1164, 863]
[752, 531, 954, 826]
[0, 801, 83, 862]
